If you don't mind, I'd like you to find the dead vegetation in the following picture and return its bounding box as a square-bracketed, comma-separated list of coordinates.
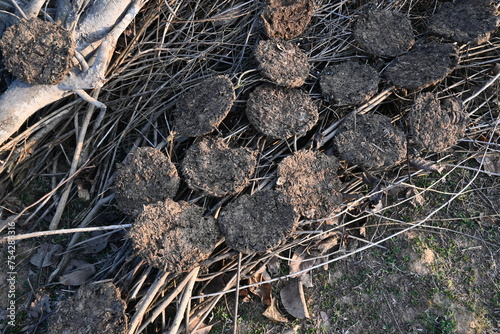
[0, 0, 499, 333]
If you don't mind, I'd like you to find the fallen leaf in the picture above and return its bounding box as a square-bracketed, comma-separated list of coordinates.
[406, 188, 425, 207]
[182, 321, 214, 334]
[479, 213, 497, 227]
[314, 232, 341, 255]
[28, 292, 52, 318]
[83, 231, 109, 254]
[410, 158, 445, 174]
[249, 271, 272, 306]
[262, 296, 288, 323]
[280, 279, 309, 319]
[476, 155, 500, 175]
[59, 259, 96, 286]
[30, 243, 63, 267]
[289, 247, 316, 288]
[266, 256, 281, 277]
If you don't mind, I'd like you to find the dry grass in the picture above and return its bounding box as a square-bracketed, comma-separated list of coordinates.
[0, 0, 499, 333]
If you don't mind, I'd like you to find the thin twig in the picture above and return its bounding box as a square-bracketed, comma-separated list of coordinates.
[0, 223, 131, 243]
[165, 266, 199, 334]
[129, 270, 171, 334]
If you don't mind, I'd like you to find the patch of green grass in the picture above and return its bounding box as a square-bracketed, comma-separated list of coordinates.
[423, 310, 457, 334]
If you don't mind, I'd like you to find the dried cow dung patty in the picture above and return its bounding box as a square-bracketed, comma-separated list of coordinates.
[0, 18, 75, 85]
[334, 112, 407, 169]
[383, 42, 459, 90]
[354, 9, 414, 57]
[320, 62, 380, 106]
[173, 75, 235, 137]
[114, 147, 180, 217]
[408, 93, 468, 153]
[181, 137, 257, 197]
[218, 190, 299, 253]
[277, 150, 342, 219]
[246, 84, 318, 139]
[48, 282, 127, 334]
[129, 200, 219, 273]
[254, 39, 309, 88]
[428, 0, 500, 45]
[261, 0, 314, 39]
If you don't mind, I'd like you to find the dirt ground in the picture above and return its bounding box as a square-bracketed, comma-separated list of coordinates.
[212, 170, 500, 334]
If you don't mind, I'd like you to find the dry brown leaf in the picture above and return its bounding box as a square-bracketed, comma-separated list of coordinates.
[476, 155, 500, 175]
[249, 271, 272, 305]
[28, 292, 52, 318]
[410, 157, 445, 174]
[30, 243, 63, 267]
[479, 213, 497, 227]
[59, 259, 96, 286]
[83, 231, 109, 254]
[406, 188, 425, 207]
[262, 296, 288, 323]
[280, 279, 310, 319]
[289, 247, 316, 288]
[182, 321, 214, 334]
[266, 255, 281, 277]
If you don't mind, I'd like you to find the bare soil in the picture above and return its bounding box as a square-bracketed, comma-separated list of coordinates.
[181, 137, 257, 197]
[246, 84, 318, 139]
[383, 42, 459, 90]
[261, 0, 314, 40]
[334, 112, 407, 170]
[408, 92, 468, 153]
[320, 61, 379, 106]
[428, 0, 500, 45]
[218, 189, 299, 254]
[129, 199, 219, 273]
[254, 39, 309, 88]
[0, 18, 75, 85]
[48, 282, 127, 334]
[276, 150, 342, 220]
[354, 9, 414, 57]
[173, 75, 235, 137]
[114, 147, 180, 217]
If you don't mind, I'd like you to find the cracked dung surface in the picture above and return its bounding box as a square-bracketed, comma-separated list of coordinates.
[173, 75, 235, 137]
[354, 9, 415, 57]
[129, 199, 219, 273]
[428, 0, 500, 45]
[261, 0, 314, 40]
[0, 18, 75, 85]
[218, 189, 299, 254]
[114, 147, 180, 217]
[383, 42, 459, 90]
[246, 84, 318, 139]
[320, 61, 380, 106]
[277, 150, 342, 220]
[254, 39, 309, 88]
[48, 282, 127, 334]
[408, 93, 468, 153]
[181, 137, 258, 197]
[334, 112, 407, 170]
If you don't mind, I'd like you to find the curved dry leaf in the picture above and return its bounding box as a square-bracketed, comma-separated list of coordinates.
[59, 259, 96, 286]
[83, 231, 109, 254]
[410, 158, 445, 174]
[476, 155, 500, 175]
[262, 297, 288, 323]
[289, 247, 316, 287]
[249, 270, 272, 306]
[28, 292, 52, 318]
[280, 279, 309, 319]
[30, 243, 63, 267]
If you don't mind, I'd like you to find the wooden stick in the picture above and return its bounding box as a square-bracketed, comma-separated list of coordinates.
[165, 266, 200, 334]
[128, 270, 170, 334]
